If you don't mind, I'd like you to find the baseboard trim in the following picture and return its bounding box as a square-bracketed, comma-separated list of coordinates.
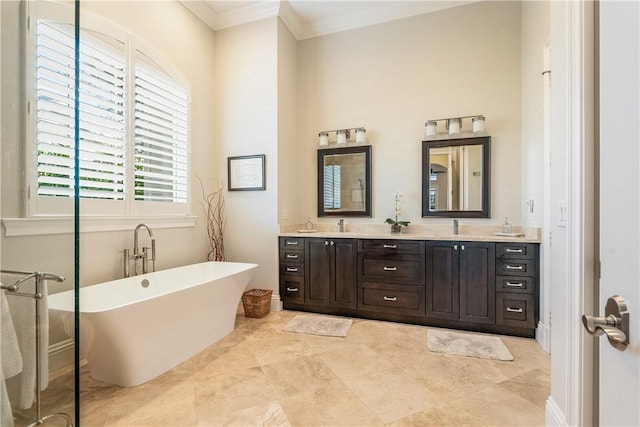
[271, 294, 283, 312]
[49, 338, 74, 372]
[546, 395, 568, 426]
[536, 320, 551, 353]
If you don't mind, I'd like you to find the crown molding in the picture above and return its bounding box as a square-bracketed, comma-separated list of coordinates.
[180, 1, 219, 30]
[277, 0, 302, 40]
[298, 1, 474, 40]
[214, 0, 281, 31]
[180, 0, 475, 40]
[180, 0, 282, 31]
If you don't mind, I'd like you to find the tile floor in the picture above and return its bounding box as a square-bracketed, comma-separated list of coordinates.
[18, 310, 550, 426]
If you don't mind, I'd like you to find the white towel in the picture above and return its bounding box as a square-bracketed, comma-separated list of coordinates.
[1, 289, 23, 378]
[1, 370, 15, 427]
[6, 280, 49, 410]
[1, 287, 23, 427]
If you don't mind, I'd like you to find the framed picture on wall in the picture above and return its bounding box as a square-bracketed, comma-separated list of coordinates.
[228, 154, 266, 191]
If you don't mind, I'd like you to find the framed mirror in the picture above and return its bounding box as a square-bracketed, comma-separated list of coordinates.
[318, 145, 372, 217]
[422, 136, 491, 218]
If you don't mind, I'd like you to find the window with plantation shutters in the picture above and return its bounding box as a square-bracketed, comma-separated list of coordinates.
[30, 8, 190, 217]
[323, 165, 341, 209]
[134, 58, 188, 203]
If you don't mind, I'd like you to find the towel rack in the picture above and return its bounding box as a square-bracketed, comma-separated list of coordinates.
[1, 270, 74, 427]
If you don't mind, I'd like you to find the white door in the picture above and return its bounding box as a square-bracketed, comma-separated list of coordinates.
[597, 1, 640, 425]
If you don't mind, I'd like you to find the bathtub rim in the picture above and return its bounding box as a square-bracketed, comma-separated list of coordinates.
[48, 261, 258, 314]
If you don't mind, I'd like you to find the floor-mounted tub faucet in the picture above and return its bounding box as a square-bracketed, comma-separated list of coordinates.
[338, 219, 345, 233]
[123, 223, 156, 277]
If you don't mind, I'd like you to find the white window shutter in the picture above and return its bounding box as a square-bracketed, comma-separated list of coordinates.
[134, 56, 189, 203]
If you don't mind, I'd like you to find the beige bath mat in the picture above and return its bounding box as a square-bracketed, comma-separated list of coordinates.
[427, 329, 514, 361]
[282, 315, 353, 338]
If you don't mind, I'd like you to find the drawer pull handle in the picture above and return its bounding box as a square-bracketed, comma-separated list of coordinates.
[286, 287, 298, 292]
[286, 254, 298, 259]
[506, 248, 524, 253]
[506, 307, 524, 313]
[383, 296, 397, 301]
[285, 241, 299, 246]
[506, 282, 524, 288]
[383, 244, 397, 249]
[505, 265, 524, 271]
[286, 267, 298, 272]
[383, 267, 397, 271]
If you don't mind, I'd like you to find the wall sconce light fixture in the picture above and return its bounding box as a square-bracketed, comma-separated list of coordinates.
[424, 115, 487, 139]
[318, 127, 367, 146]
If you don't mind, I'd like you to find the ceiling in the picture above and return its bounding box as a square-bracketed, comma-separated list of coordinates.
[179, 0, 476, 40]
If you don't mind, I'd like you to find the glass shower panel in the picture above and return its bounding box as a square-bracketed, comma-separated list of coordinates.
[1, 1, 78, 426]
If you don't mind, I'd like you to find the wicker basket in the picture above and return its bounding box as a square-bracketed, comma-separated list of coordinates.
[241, 289, 272, 318]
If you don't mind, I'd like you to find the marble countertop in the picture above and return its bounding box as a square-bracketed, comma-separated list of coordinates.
[279, 224, 542, 243]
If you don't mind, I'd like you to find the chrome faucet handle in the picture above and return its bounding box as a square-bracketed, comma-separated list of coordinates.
[122, 249, 131, 278]
[151, 240, 156, 272]
[142, 247, 149, 274]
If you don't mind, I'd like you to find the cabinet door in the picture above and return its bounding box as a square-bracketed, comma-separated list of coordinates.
[306, 239, 331, 306]
[331, 239, 357, 309]
[459, 242, 495, 324]
[426, 241, 459, 320]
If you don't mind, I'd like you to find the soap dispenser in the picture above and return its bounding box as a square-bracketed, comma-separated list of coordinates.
[502, 217, 512, 234]
[305, 217, 314, 231]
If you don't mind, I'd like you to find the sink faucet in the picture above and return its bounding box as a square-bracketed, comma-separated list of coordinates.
[337, 219, 345, 232]
[453, 219, 459, 235]
[123, 223, 156, 277]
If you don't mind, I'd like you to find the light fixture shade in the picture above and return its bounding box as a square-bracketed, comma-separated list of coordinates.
[355, 128, 367, 143]
[319, 132, 329, 146]
[472, 116, 486, 133]
[336, 130, 347, 144]
[448, 118, 461, 134]
[425, 121, 437, 137]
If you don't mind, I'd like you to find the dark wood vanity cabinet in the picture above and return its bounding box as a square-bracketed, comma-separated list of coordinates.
[279, 237, 305, 304]
[357, 239, 426, 317]
[279, 236, 538, 338]
[306, 238, 357, 309]
[426, 241, 495, 324]
[495, 242, 539, 331]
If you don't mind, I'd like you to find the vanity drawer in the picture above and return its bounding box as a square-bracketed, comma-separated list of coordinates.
[496, 243, 536, 260]
[496, 259, 536, 277]
[359, 254, 424, 285]
[279, 237, 304, 250]
[496, 275, 535, 294]
[359, 239, 425, 255]
[279, 262, 304, 277]
[359, 282, 425, 315]
[280, 249, 305, 263]
[280, 277, 304, 304]
[496, 292, 535, 328]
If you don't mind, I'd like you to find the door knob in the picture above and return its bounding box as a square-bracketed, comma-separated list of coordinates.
[582, 295, 629, 351]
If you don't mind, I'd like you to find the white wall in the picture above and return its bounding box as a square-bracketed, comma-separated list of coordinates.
[277, 18, 301, 227]
[520, 0, 551, 351]
[213, 18, 280, 295]
[521, 0, 550, 228]
[296, 1, 522, 227]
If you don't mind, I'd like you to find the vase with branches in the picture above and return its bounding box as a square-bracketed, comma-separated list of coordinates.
[198, 178, 226, 261]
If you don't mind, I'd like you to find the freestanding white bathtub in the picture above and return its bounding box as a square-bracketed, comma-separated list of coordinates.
[48, 261, 258, 387]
